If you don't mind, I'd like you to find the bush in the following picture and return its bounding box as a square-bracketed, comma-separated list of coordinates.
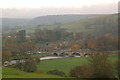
[15, 62, 26, 71]
[69, 51, 115, 78]
[35, 70, 44, 74]
[2, 51, 11, 65]
[47, 70, 66, 77]
[114, 60, 119, 79]
[118, 60, 120, 79]
[34, 57, 40, 63]
[89, 51, 114, 78]
[23, 60, 37, 72]
[69, 65, 92, 78]
[15, 58, 37, 72]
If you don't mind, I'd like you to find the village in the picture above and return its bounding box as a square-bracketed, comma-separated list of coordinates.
[2, 29, 94, 67]
[2, 24, 118, 78]
[3, 27, 116, 66]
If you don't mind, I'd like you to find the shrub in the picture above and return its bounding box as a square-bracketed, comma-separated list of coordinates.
[69, 65, 92, 78]
[35, 70, 44, 74]
[15, 58, 37, 72]
[34, 57, 40, 63]
[47, 70, 66, 77]
[69, 51, 115, 78]
[89, 51, 114, 78]
[114, 60, 119, 79]
[23, 60, 37, 72]
[118, 60, 120, 79]
[2, 51, 11, 65]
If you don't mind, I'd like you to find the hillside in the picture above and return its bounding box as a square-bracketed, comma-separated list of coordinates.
[2, 18, 29, 27]
[2, 67, 61, 78]
[2, 18, 30, 32]
[26, 14, 118, 35]
[28, 14, 103, 27]
[2, 14, 117, 35]
[2, 14, 103, 30]
[61, 14, 118, 34]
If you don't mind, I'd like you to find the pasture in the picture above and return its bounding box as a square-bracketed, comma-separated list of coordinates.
[2, 67, 61, 78]
[37, 56, 118, 75]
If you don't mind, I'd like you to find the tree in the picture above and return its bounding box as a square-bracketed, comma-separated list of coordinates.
[2, 51, 11, 64]
[17, 30, 26, 43]
[103, 33, 118, 50]
[12, 40, 36, 56]
[34, 57, 40, 63]
[15, 57, 37, 72]
[87, 39, 97, 50]
[69, 65, 92, 78]
[89, 51, 114, 78]
[70, 44, 81, 51]
[69, 51, 115, 78]
[23, 58, 37, 72]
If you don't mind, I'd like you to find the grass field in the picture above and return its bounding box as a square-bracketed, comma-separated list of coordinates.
[37, 57, 88, 75]
[2, 67, 62, 78]
[3, 56, 118, 78]
[37, 56, 118, 75]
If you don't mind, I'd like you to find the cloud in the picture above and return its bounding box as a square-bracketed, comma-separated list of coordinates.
[2, 3, 118, 18]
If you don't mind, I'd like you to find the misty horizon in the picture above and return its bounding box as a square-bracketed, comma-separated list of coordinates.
[1, 0, 118, 18]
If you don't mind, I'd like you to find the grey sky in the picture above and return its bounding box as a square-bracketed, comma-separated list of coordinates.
[1, 0, 118, 18]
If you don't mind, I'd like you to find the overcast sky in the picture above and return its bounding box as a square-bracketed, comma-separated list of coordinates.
[0, 0, 119, 18]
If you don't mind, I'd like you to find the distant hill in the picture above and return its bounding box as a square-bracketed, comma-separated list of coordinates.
[1, 18, 30, 31]
[60, 14, 118, 34]
[28, 14, 104, 27]
[26, 14, 117, 35]
[2, 14, 103, 29]
[2, 14, 117, 35]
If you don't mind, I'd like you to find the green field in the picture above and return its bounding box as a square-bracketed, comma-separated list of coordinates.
[2, 67, 62, 78]
[3, 56, 118, 78]
[37, 57, 88, 75]
[37, 56, 118, 75]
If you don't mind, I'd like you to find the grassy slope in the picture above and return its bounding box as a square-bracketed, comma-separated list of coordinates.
[26, 14, 117, 34]
[37, 56, 118, 75]
[2, 67, 61, 78]
[3, 14, 117, 34]
[61, 14, 117, 32]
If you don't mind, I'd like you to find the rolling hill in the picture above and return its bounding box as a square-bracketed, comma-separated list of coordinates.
[2, 14, 103, 30]
[28, 14, 103, 27]
[26, 14, 118, 35]
[60, 14, 118, 34]
[2, 14, 117, 35]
